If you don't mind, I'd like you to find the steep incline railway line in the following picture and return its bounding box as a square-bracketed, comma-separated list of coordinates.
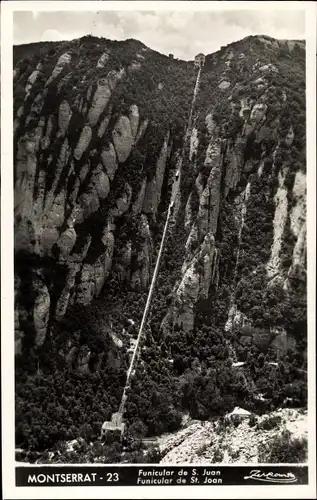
[101, 62, 204, 438]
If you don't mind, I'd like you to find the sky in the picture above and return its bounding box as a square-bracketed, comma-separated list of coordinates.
[13, 9, 305, 60]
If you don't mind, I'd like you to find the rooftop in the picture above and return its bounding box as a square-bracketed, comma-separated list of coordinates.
[232, 361, 246, 367]
[228, 406, 251, 417]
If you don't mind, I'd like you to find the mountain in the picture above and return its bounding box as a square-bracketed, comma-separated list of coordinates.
[14, 34, 307, 462]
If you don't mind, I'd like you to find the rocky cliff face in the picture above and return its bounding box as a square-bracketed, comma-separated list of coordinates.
[160, 39, 306, 355]
[14, 37, 183, 354]
[14, 35, 307, 452]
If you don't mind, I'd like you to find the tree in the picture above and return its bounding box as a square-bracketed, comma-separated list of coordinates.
[258, 431, 307, 463]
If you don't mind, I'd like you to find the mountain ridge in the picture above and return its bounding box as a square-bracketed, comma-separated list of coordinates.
[14, 33, 305, 60]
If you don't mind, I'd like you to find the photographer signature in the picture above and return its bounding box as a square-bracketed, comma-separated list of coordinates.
[244, 469, 297, 484]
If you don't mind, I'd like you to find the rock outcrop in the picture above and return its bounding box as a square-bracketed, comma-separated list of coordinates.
[285, 170, 306, 287]
[163, 234, 216, 333]
[112, 115, 133, 163]
[25, 70, 39, 96]
[159, 408, 307, 464]
[131, 215, 153, 290]
[267, 168, 288, 279]
[129, 104, 139, 142]
[74, 126, 92, 160]
[101, 143, 118, 180]
[97, 52, 109, 68]
[45, 52, 72, 87]
[33, 279, 51, 347]
[87, 78, 112, 127]
[58, 100, 72, 136]
[143, 132, 170, 216]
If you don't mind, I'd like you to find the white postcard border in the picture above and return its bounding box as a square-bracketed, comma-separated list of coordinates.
[1, 1, 316, 499]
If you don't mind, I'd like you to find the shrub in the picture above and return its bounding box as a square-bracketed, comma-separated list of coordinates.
[127, 419, 148, 440]
[249, 414, 257, 427]
[258, 430, 307, 463]
[232, 415, 243, 428]
[197, 442, 209, 456]
[145, 445, 163, 463]
[257, 415, 282, 431]
[213, 447, 224, 462]
[230, 449, 240, 460]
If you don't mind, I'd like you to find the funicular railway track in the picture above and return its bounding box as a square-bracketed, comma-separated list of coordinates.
[101, 60, 204, 439]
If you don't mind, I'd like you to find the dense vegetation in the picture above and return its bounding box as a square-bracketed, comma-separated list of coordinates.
[258, 430, 308, 463]
[15, 34, 307, 461]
